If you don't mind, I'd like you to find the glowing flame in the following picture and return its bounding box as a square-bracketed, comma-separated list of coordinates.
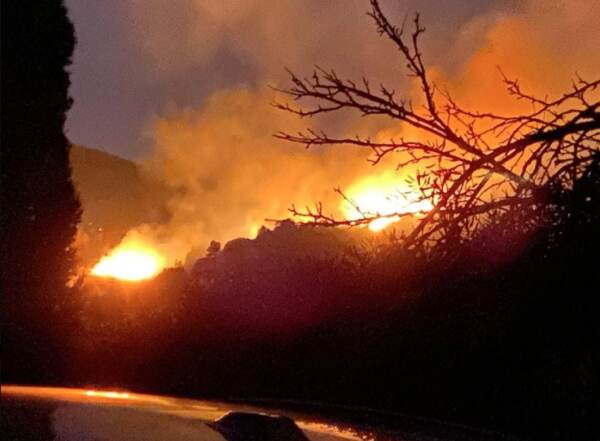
[85, 390, 131, 400]
[344, 173, 433, 232]
[90, 239, 165, 281]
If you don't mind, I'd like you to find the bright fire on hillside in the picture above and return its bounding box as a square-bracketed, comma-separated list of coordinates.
[90, 239, 165, 282]
[90, 174, 431, 281]
[344, 174, 433, 231]
[85, 390, 131, 400]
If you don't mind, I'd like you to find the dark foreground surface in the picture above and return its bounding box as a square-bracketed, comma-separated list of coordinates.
[2, 386, 522, 441]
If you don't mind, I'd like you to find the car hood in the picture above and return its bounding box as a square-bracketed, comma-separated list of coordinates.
[2, 385, 521, 441]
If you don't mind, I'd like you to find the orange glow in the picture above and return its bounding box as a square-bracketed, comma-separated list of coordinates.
[343, 173, 433, 232]
[85, 390, 131, 400]
[249, 223, 261, 238]
[90, 239, 165, 281]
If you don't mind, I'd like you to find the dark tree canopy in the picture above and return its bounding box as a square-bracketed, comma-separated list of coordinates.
[1, 0, 81, 382]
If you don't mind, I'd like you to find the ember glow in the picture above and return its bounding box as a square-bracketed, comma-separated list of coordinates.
[90, 239, 165, 281]
[85, 390, 131, 400]
[344, 174, 434, 232]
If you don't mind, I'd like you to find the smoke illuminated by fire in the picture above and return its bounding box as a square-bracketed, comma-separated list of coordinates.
[88, 172, 431, 278]
[90, 237, 165, 281]
[71, 0, 599, 269]
[344, 174, 434, 231]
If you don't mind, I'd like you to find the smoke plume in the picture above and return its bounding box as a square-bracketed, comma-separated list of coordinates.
[98, 0, 600, 266]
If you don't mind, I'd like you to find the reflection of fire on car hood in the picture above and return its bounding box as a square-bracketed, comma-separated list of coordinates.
[2, 385, 522, 441]
[1, 385, 369, 441]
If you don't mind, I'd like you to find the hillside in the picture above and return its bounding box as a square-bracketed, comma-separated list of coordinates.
[70, 145, 169, 265]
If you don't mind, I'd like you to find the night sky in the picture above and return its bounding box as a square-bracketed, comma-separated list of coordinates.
[65, 0, 511, 159]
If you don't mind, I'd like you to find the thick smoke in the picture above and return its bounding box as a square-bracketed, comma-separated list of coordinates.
[445, 0, 599, 113]
[109, 0, 599, 266]
[135, 87, 375, 264]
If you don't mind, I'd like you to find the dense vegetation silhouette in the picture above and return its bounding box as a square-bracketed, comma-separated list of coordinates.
[1, 0, 81, 383]
[72, 159, 599, 439]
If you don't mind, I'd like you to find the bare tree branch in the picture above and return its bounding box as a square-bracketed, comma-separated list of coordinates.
[273, 0, 600, 248]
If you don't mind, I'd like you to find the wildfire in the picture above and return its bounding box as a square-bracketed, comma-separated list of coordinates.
[90, 238, 165, 282]
[85, 390, 131, 400]
[344, 174, 433, 232]
[87, 174, 431, 281]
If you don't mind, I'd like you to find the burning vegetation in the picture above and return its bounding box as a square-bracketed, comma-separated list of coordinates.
[75, 0, 598, 282]
[87, 172, 434, 281]
[275, 0, 599, 251]
[90, 240, 165, 281]
[84, 0, 598, 282]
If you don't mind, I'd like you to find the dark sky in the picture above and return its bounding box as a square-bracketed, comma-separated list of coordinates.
[64, 0, 509, 160]
[65, 0, 257, 159]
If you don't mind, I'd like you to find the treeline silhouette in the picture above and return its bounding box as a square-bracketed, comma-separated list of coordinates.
[1, 0, 81, 383]
[69, 157, 599, 440]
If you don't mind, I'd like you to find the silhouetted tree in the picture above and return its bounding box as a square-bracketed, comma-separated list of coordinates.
[1, 1, 81, 383]
[270, 2, 600, 438]
[275, 0, 599, 250]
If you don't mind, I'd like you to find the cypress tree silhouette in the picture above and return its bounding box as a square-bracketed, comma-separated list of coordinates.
[1, 0, 81, 383]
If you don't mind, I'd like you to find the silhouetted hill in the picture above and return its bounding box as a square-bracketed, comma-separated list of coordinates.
[69, 145, 169, 264]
